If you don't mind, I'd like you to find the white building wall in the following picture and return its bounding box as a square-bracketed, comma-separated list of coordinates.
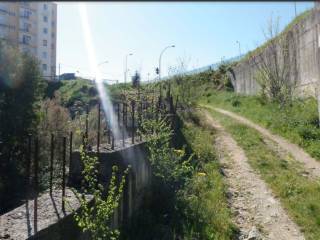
[0, 1, 57, 80]
[36, 2, 56, 79]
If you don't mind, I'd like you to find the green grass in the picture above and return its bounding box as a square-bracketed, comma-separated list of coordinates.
[179, 110, 237, 239]
[205, 108, 320, 240]
[198, 90, 320, 161]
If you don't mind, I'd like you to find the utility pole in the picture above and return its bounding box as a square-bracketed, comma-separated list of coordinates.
[294, 2, 297, 18]
[236, 41, 241, 57]
[124, 53, 133, 84]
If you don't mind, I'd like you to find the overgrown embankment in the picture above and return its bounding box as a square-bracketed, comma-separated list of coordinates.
[199, 90, 320, 161]
[121, 109, 236, 239]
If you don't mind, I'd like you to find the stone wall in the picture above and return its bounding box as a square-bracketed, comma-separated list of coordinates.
[230, 5, 320, 97]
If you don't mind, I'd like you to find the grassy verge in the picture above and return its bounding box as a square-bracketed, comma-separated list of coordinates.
[179, 110, 237, 239]
[198, 90, 320, 161]
[121, 109, 236, 239]
[205, 107, 320, 240]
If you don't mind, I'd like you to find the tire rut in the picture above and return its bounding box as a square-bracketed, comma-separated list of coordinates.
[202, 110, 305, 240]
[205, 105, 320, 179]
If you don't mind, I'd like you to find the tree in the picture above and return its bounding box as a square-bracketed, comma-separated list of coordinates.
[0, 40, 47, 211]
[253, 15, 297, 106]
[70, 146, 129, 240]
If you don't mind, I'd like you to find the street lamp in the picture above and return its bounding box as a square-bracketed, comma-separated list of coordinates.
[98, 60, 109, 67]
[159, 45, 175, 81]
[95, 60, 108, 82]
[236, 41, 241, 57]
[124, 53, 133, 83]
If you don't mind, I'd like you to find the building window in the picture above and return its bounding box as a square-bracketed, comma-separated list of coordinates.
[51, 32, 55, 38]
[23, 22, 30, 32]
[43, 16, 48, 22]
[51, 21, 54, 27]
[22, 9, 31, 19]
[43, 4, 47, 10]
[43, 39, 47, 46]
[22, 35, 31, 45]
[43, 28, 48, 34]
[42, 64, 47, 71]
[51, 43, 54, 49]
[42, 51, 47, 59]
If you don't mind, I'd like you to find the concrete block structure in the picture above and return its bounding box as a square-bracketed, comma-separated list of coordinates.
[0, 2, 57, 80]
[229, 3, 320, 98]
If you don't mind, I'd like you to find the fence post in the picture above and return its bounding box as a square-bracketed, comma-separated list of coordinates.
[117, 102, 120, 138]
[69, 131, 73, 183]
[34, 136, 39, 234]
[62, 136, 66, 213]
[97, 103, 101, 153]
[107, 119, 111, 145]
[125, 102, 128, 129]
[50, 133, 54, 195]
[26, 134, 32, 202]
[175, 96, 179, 112]
[112, 131, 115, 150]
[122, 102, 125, 147]
[85, 105, 89, 143]
[139, 100, 143, 141]
[131, 100, 135, 144]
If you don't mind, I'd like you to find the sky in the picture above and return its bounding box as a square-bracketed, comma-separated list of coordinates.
[56, 1, 314, 83]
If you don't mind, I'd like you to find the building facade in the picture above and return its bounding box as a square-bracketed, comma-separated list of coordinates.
[0, 1, 57, 80]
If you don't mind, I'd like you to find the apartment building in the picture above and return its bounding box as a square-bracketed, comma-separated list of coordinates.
[0, 2, 57, 80]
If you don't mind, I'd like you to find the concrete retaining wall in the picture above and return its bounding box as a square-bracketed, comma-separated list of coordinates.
[230, 5, 320, 97]
[26, 142, 151, 240]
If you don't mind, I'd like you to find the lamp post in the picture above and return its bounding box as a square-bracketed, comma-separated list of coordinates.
[98, 60, 108, 67]
[94, 60, 109, 82]
[236, 41, 241, 57]
[159, 45, 175, 81]
[124, 53, 133, 84]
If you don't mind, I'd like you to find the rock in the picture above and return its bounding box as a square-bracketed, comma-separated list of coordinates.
[246, 226, 262, 240]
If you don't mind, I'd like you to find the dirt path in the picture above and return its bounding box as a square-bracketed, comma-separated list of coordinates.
[203, 105, 320, 179]
[202, 110, 305, 240]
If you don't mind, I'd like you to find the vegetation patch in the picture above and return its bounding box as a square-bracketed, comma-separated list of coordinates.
[199, 91, 320, 161]
[122, 109, 236, 239]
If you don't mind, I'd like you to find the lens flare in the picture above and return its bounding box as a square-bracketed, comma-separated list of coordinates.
[78, 3, 120, 139]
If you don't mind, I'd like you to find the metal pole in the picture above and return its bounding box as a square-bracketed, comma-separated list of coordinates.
[58, 63, 60, 81]
[139, 100, 143, 141]
[131, 100, 135, 144]
[111, 131, 115, 150]
[122, 102, 125, 147]
[26, 134, 32, 201]
[34, 136, 39, 234]
[62, 137, 66, 212]
[97, 103, 101, 153]
[69, 131, 73, 181]
[85, 105, 89, 147]
[50, 133, 54, 195]
[107, 120, 111, 144]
